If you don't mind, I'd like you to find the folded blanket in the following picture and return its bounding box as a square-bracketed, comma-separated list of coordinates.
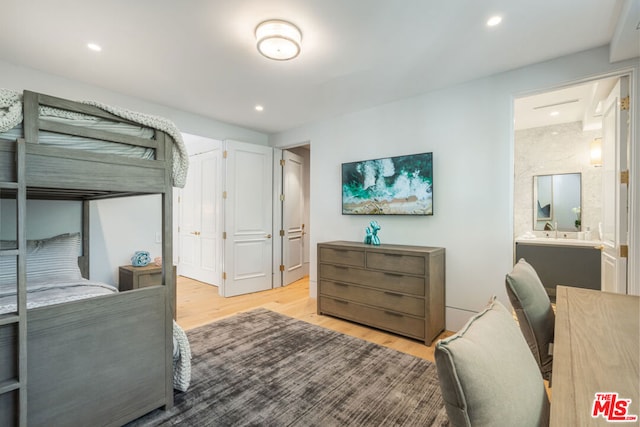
[173, 320, 192, 392]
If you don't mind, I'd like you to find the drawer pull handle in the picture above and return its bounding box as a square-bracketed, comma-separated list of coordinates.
[384, 272, 403, 277]
[384, 291, 403, 298]
[335, 299, 349, 305]
[384, 310, 403, 317]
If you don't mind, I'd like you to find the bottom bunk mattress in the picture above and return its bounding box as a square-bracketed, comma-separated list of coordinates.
[0, 279, 191, 392]
[0, 232, 191, 390]
[0, 278, 117, 312]
[0, 233, 124, 315]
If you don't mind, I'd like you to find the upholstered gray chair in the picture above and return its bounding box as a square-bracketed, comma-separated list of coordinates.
[505, 258, 555, 382]
[435, 297, 550, 427]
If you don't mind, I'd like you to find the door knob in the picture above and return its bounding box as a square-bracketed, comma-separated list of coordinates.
[265, 234, 272, 239]
[190, 231, 201, 236]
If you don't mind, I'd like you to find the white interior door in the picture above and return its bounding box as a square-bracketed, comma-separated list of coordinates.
[222, 141, 273, 297]
[601, 76, 629, 294]
[282, 150, 305, 285]
[178, 149, 223, 285]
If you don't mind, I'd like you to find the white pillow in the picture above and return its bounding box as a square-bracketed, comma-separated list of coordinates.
[0, 233, 83, 289]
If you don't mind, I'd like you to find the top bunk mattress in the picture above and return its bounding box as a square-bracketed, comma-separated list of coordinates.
[0, 89, 188, 188]
[1, 116, 156, 160]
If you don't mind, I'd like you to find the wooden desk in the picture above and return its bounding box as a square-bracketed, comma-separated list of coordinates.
[550, 286, 640, 426]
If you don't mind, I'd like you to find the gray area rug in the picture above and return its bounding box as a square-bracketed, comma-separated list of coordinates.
[128, 308, 449, 426]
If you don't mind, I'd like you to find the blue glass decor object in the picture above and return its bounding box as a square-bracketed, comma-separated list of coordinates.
[364, 221, 381, 246]
[364, 227, 373, 244]
[131, 250, 151, 267]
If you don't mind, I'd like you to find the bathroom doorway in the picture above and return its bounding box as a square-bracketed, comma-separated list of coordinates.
[513, 72, 633, 295]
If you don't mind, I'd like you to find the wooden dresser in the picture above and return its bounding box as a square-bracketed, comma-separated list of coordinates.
[317, 241, 445, 345]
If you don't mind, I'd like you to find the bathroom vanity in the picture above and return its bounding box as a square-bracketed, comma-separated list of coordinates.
[515, 239, 601, 301]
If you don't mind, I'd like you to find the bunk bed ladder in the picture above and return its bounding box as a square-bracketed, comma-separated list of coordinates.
[0, 138, 27, 426]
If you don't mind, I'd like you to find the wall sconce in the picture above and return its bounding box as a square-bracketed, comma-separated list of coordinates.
[590, 137, 602, 166]
[255, 20, 302, 61]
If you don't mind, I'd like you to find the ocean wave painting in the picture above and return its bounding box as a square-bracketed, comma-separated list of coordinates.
[342, 152, 433, 215]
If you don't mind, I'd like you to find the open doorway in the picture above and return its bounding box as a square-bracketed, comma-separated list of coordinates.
[274, 144, 311, 288]
[513, 73, 632, 296]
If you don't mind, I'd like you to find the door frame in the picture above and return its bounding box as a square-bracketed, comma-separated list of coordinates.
[272, 148, 283, 288]
[511, 68, 637, 295]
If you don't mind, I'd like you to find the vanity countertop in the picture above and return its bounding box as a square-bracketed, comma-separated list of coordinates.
[515, 237, 602, 248]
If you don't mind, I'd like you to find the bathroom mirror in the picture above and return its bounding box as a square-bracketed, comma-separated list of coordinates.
[533, 173, 581, 231]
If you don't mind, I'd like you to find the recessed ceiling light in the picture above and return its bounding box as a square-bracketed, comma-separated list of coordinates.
[87, 43, 102, 52]
[550, 111, 560, 117]
[487, 16, 502, 27]
[255, 105, 264, 112]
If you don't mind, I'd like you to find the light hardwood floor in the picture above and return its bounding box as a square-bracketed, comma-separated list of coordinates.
[176, 275, 454, 363]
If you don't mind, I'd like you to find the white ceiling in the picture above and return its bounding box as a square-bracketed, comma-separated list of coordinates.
[1, 0, 638, 134]
[514, 76, 619, 131]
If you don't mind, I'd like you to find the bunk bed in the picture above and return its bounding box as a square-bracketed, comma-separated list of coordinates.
[0, 89, 189, 426]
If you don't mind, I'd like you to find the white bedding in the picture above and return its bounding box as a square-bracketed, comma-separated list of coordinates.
[0, 278, 117, 313]
[1, 117, 156, 160]
[173, 320, 192, 392]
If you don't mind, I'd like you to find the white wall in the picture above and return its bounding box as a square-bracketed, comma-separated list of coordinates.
[270, 46, 640, 330]
[89, 195, 163, 285]
[0, 200, 82, 240]
[1, 59, 269, 285]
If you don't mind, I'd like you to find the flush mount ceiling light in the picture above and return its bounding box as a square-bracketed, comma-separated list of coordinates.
[255, 19, 302, 61]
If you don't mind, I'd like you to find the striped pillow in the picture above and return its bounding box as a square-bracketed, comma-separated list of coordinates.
[0, 233, 83, 289]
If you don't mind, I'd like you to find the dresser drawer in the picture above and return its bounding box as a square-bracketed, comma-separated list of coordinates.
[319, 280, 425, 317]
[319, 296, 425, 340]
[318, 247, 365, 267]
[319, 264, 424, 296]
[366, 251, 425, 275]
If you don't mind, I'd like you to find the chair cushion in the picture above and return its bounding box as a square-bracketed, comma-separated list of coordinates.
[435, 297, 550, 427]
[505, 258, 555, 378]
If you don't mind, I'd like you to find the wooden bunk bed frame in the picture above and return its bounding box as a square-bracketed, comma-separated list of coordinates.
[0, 90, 176, 426]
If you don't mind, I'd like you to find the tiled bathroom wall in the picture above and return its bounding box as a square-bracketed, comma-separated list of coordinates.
[514, 121, 602, 239]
